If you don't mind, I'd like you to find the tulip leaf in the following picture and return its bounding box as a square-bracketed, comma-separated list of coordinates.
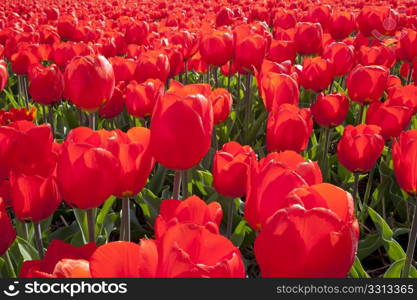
[96, 196, 116, 239]
[16, 237, 40, 262]
[231, 220, 252, 248]
[137, 188, 161, 222]
[148, 164, 168, 195]
[73, 209, 88, 244]
[349, 256, 370, 278]
[358, 233, 382, 260]
[368, 207, 406, 262]
[383, 258, 417, 278]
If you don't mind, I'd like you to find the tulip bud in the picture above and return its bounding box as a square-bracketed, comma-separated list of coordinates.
[311, 93, 349, 127]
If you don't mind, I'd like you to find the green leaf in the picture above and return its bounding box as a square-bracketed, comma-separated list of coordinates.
[368, 207, 406, 262]
[73, 209, 88, 244]
[383, 258, 417, 278]
[349, 256, 370, 278]
[16, 237, 39, 261]
[230, 220, 251, 247]
[96, 196, 116, 239]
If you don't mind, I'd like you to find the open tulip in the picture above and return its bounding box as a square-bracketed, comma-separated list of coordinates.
[245, 151, 322, 230]
[19, 239, 96, 278]
[154, 195, 222, 239]
[89, 223, 245, 278]
[212, 142, 256, 198]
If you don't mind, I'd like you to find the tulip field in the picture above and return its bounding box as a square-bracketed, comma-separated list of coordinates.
[1, 0, 417, 279]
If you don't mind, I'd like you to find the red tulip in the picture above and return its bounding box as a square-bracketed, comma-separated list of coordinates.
[245, 151, 322, 230]
[295, 22, 323, 55]
[234, 33, 266, 71]
[254, 204, 358, 277]
[357, 6, 398, 37]
[64, 55, 115, 112]
[322, 42, 355, 77]
[0, 60, 8, 92]
[19, 239, 96, 278]
[397, 29, 417, 62]
[311, 93, 349, 127]
[346, 65, 388, 104]
[337, 124, 384, 173]
[366, 101, 412, 140]
[328, 10, 356, 40]
[209, 88, 233, 124]
[199, 30, 234, 67]
[125, 79, 164, 118]
[99, 83, 125, 119]
[259, 72, 299, 112]
[109, 56, 136, 83]
[0, 198, 16, 256]
[212, 142, 256, 198]
[28, 64, 64, 105]
[57, 142, 120, 209]
[387, 85, 417, 114]
[106, 127, 155, 197]
[268, 39, 296, 63]
[90, 223, 245, 278]
[134, 50, 170, 84]
[300, 56, 333, 92]
[357, 45, 396, 69]
[10, 171, 61, 223]
[155, 195, 222, 239]
[150, 89, 213, 170]
[393, 130, 417, 196]
[267, 104, 313, 153]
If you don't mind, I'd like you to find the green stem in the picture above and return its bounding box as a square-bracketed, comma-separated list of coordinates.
[321, 127, 331, 181]
[172, 170, 182, 199]
[33, 222, 44, 259]
[358, 104, 366, 125]
[353, 172, 360, 206]
[244, 73, 252, 144]
[184, 61, 188, 85]
[227, 199, 235, 239]
[181, 170, 189, 199]
[402, 203, 417, 278]
[121, 197, 130, 241]
[227, 61, 233, 92]
[87, 209, 95, 243]
[406, 64, 413, 85]
[360, 167, 375, 223]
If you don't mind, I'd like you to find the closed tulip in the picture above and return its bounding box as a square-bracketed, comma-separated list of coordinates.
[259, 72, 299, 112]
[268, 40, 296, 63]
[366, 101, 412, 140]
[212, 142, 256, 198]
[0, 60, 8, 92]
[64, 55, 115, 112]
[311, 93, 349, 127]
[397, 29, 417, 62]
[234, 33, 266, 71]
[199, 30, 234, 67]
[387, 85, 417, 114]
[106, 127, 155, 198]
[57, 142, 120, 209]
[254, 204, 358, 277]
[323, 42, 355, 77]
[155, 195, 222, 239]
[245, 151, 322, 230]
[393, 130, 417, 196]
[346, 65, 388, 104]
[209, 88, 233, 125]
[109, 56, 136, 83]
[125, 79, 164, 118]
[328, 10, 355, 40]
[99, 83, 125, 119]
[337, 124, 384, 173]
[28, 64, 64, 105]
[300, 56, 333, 92]
[10, 171, 61, 223]
[89, 223, 245, 278]
[134, 50, 170, 83]
[357, 6, 398, 37]
[149, 90, 213, 170]
[267, 104, 313, 153]
[357, 45, 396, 69]
[19, 239, 96, 278]
[295, 22, 323, 55]
[0, 198, 16, 256]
